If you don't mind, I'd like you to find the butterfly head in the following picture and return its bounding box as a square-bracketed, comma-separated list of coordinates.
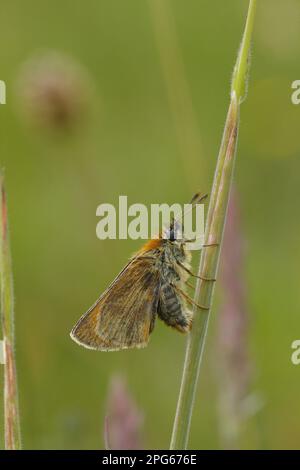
[162, 219, 184, 244]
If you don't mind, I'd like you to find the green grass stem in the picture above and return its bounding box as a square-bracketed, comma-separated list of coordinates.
[0, 172, 21, 450]
[170, 0, 257, 449]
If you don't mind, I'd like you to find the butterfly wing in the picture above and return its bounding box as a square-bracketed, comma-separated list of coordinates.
[70, 256, 160, 351]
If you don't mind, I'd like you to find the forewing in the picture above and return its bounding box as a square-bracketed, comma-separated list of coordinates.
[70, 256, 160, 351]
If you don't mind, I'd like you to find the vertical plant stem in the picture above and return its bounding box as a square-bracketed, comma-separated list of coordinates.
[170, 0, 257, 450]
[0, 172, 21, 449]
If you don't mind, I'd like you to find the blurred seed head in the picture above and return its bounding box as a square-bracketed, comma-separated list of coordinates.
[216, 188, 262, 448]
[218, 189, 251, 400]
[16, 51, 92, 131]
[104, 376, 143, 450]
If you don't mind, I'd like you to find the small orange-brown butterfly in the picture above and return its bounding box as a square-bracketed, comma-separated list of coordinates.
[70, 193, 213, 351]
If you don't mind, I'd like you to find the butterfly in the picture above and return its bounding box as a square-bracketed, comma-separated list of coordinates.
[70, 193, 215, 351]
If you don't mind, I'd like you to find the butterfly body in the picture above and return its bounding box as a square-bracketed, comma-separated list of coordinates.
[142, 237, 193, 333]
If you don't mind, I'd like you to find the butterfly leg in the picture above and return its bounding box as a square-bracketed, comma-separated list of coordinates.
[184, 240, 219, 247]
[176, 259, 217, 282]
[185, 280, 195, 289]
[171, 283, 210, 311]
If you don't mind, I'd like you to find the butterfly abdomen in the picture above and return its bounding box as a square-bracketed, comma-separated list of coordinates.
[158, 282, 192, 332]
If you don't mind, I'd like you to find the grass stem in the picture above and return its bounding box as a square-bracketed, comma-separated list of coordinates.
[170, 0, 257, 450]
[0, 172, 21, 450]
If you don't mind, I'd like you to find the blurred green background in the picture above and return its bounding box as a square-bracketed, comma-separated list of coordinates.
[1, 0, 300, 449]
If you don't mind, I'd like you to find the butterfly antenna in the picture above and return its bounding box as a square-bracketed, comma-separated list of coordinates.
[173, 193, 208, 223]
[189, 192, 208, 205]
